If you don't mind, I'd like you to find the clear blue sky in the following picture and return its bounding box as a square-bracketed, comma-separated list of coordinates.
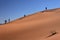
[0, 0, 60, 23]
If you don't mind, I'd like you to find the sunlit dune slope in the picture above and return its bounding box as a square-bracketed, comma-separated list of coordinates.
[0, 8, 60, 40]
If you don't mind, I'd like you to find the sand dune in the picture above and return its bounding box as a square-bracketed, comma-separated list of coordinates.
[0, 8, 60, 40]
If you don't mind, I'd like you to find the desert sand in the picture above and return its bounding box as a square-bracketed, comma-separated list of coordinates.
[0, 8, 60, 40]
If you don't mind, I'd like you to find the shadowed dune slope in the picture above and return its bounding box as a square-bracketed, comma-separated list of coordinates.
[0, 8, 60, 40]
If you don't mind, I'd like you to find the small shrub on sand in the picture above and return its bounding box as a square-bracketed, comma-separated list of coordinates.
[48, 31, 57, 37]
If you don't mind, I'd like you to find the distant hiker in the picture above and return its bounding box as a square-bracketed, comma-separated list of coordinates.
[5, 20, 7, 24]
[24, 15, 26, 17]
[8, 18, 10, 23]
[45, 7, 47, 10]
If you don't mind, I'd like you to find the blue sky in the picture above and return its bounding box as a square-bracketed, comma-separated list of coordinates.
[0, 0, 60, 23]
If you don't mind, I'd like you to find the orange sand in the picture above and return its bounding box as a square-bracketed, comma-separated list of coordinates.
[0, 8, 60, 40]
